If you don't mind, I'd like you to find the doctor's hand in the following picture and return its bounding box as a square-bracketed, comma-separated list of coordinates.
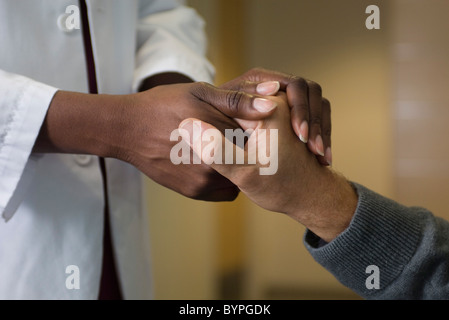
[34, 81, 278, 202]
[179, 93, 357, 242]
[220, 67, 332, 166]
[120, 81, 282, 201]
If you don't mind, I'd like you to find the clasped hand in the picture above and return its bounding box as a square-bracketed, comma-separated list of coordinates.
[131, 67, 332, 202]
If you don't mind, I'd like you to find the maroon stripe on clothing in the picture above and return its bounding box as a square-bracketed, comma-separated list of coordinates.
[79, 0, 123, 300]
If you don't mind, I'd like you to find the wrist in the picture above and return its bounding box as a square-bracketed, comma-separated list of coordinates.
[34, 90, 132, 158]
[288, 165, 358, 242]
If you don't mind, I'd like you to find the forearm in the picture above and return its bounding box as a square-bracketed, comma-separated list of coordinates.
[32, 90, 129, 157]
[33, 72, 192, 156]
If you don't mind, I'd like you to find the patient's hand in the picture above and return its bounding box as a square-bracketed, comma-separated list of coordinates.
[179, 93, 357, 242]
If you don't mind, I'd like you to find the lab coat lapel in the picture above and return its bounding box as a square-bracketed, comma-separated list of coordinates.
[85, 0, 138, 94]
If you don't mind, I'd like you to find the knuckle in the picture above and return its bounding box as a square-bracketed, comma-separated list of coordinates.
[237, 80, 252, 92]
[308, 81, 323, 96]
[289, 75, 307, 89]
[226, 90, 245, 114]
[322, 97, 331, 110]
[191, 81, 213, 100]
[250, 66, 266, 75]
[289, 76, 308, 91]
[288, 77, 309, 111]
[185, 168, 216, 198]
[246, 67, 266, 82]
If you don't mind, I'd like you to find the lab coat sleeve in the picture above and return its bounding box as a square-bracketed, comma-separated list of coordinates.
[0, 69, 58, 221]
[133, 0, 215, 91]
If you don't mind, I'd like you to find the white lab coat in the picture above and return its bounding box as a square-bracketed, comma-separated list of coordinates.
[0, 0, 214, 300]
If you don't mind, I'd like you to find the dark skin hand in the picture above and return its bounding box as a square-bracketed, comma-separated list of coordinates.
[33, 68, 332, 201]
[137, 72, 240, 200]
[136, 70, 333, 199]
[33, 73, 278, 201]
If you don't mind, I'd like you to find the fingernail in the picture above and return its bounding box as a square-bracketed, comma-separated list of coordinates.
[256, 81, 280, 95]
[299, 121, 308, 143]
[315, 135, 325, 157]
[253, 98, 277, 113]
[325, 147, 332, 166]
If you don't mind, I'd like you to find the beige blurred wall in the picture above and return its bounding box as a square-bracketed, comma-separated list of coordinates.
[146, 0, 449, 300]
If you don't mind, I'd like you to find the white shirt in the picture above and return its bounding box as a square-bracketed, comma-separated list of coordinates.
[0, 0, 214, 299]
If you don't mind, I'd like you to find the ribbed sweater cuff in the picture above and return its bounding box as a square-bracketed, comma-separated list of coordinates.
[304, 183, 423, 298]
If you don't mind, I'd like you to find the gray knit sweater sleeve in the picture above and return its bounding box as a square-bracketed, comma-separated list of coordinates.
[304, 182, 449, 299]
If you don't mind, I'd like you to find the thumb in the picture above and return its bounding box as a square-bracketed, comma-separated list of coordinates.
[178, 118, 249, 182]
[190, 82, 278, 120]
